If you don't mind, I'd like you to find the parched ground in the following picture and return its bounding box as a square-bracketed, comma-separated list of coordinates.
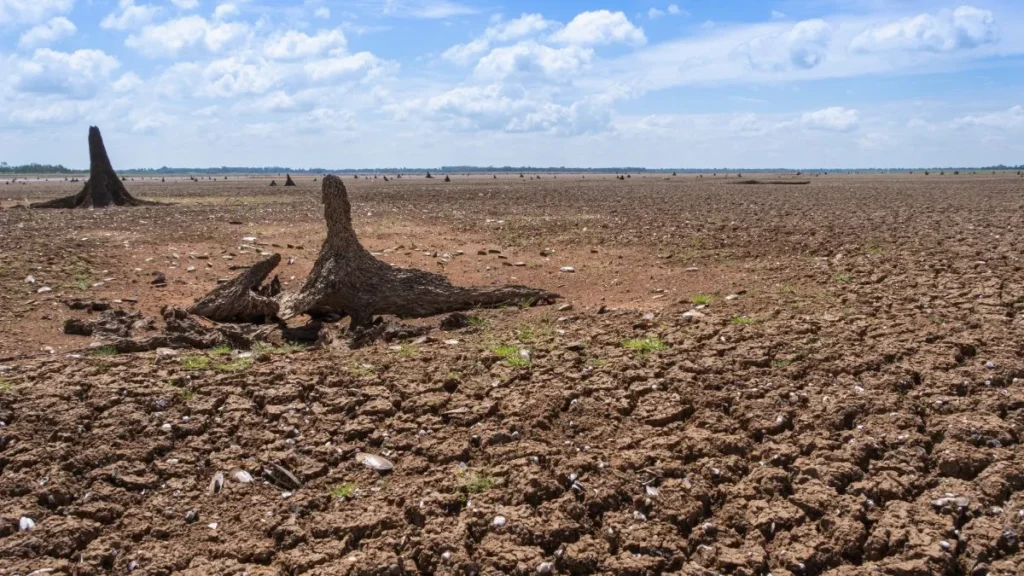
[1, 173, 1023, 575]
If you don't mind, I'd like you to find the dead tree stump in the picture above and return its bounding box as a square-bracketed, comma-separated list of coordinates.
[188, 254, 281, 322]
[284, 174, 296, 186]
[277, 176, 557, 327]
[31, 126, 161, 209]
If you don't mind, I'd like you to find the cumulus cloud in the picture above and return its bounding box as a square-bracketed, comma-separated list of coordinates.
[443, 14, 557, 65]
[475, 41, 593, 80]
[953, 105, 1024, 129]
[314, 6, 329, 19]
[112, 71, 143, 92]
[126, 15, 248, 57]
[737, 19, 833, 71]
[101, 0, 162, 30]
[19, 16, 76, 48]
[305, 51, 386, 81]
[550, 10, 646, 46]
[13, 48, 120, 98]
[264, 29, 347, 60]
[382, 0, 476, 19]
[213, 3, 237, 19]
[171, 0, 199, 9]
[0, 0, 72, 25]
[649, 5, 683, 19]
[398, 83, 611, 135]
[802, 106, 859, 132]
[850, 5, 996, 53]
[159, 55, 282, 98]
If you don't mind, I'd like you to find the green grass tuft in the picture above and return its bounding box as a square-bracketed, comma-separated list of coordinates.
[691, 294, 713, 306]
[214, 357, 253, 373]
[467, 316, 488, 327]
[89, 346, 118, 357]
[463, 473, 495, 494]
[622, 337, 669, 353]
[181, 356, 210, 370]
[210, 344, 233, 356]
[731, 315, 756, 325]
[330, 483, 358, 499]
[834, 273, 853, 284]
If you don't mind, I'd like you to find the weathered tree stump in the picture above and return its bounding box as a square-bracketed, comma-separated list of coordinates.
[284, 174, 296, 187]
[269, 180, 278, 187]
[277, 176, 557, 327]
[31, 126, 161, 209]
[189, 176, 557, 330]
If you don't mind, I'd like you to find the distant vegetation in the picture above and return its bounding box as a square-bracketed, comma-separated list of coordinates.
[3, 161, 1022, 175]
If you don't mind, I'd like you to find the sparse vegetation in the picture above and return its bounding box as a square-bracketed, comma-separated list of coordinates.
[0, 379, 12, 393]
[463, 472, 496, 494]
[330, 483, 358, 499]
[90, 346, 118, 357]
[210, 344, 233, 356]
[623, 337, 669, 353]
[731, 315, 756, 325]
[181, 356, 210, 370]
[467, 316, 488, 327]
[691, 294, 713, 306]
[835, 273, 853, 284]
[214, 357, 253, 373]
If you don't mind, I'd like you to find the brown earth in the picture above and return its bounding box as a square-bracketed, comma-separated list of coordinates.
[1, 172, 1023, 575]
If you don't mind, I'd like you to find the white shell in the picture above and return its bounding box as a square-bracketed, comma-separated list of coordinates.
[208, 472, 224, 495]
[19, 517, 35, 531]
[231, 469, 253, 483]
[355, 452, 394, 472]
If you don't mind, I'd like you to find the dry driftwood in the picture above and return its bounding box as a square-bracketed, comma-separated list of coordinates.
[32, 126, 161, 209]
[189, 175, 557, 329]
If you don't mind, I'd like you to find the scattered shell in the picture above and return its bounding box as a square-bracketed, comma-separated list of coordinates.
[37, 286, 52, 294]
[208, 523, 218, 530]
[231, 469, 253, 484]
[645, 485, 660, 497]
[537, 562, 554, 574]
[185, 510, 199, 523]
[985, 361, 996, 369]
[559, 266, 576, 273]
[25, 275, 35, 284]
[19, 516, 35, 531]
[160, 423, 172, 432]
[441, 551, 453, 562]
[492, 515, 507, 528]
[355, 452, 394, 472]
[208, 472, 224, 495]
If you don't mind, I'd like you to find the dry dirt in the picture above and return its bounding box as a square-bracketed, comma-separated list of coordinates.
[1, 173, 1023, 575]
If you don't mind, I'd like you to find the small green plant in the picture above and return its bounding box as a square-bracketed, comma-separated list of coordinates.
[515, 328, 535, 342]
[330, 483, 358, 499]
[691, 294, 713, 306]
[89, 346, 118, 357]
[398, 344, 417, 358]
[72, 274, 90, 291]
[0, 379, 12, 393]
[256, 342, 307, 356]
[866, 245, 885, 256]
[214, 357, 253, 373]
[622, 337, 669, 353]
[518, 298, 536, 309]
[179, 389, 195, 401]
[467, 316, 488, 327]
[835, 273, 853, 284]
[210, 344, 233, 356]
[181, 356, 210, 370]
[349, 363, 375, 377]
[731, 315, 756, 325]
[491, 345, 529, 367]
[506, 355, 531, 368]
[774, 359, 792, 369]
[463, 472, 495, 494]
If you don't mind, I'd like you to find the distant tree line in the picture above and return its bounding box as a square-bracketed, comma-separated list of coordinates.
[0, 162, 76, 174]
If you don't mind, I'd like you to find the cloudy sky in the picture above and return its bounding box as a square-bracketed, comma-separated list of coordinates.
[0, 0, 1022, 169]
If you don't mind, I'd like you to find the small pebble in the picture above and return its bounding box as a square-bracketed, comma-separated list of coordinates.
[492, 515, 507, 528]
[19, 517, 35, 531]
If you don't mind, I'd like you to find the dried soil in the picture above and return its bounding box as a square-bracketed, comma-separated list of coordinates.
[1, 173, 1023, 575]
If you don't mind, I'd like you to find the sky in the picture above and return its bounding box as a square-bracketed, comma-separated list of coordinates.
[0, 0, 1022, 169]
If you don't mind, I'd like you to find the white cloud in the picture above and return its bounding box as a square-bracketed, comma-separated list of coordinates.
[668, 5, 682, 16]
[850, 5, 996, 53]
[314, 6, 329, 19]
[213, 3, 237, 19]
[112, 71, 143, 92]
[13, 48, 120, 98]
[649, 5, 684, 19]
[132, 112, 174, 133]
[475, 41, 593, 80]
[0, 0, 72, 25]
[264, 29, 347, 60]
[648, 8, 665, 20]
[101, 0, 162, 30]
[304, 51, 385, 81]
[19, 16, 75, 48]
[443, 13, 556, 65]
[771, 10, 786, 20]
[382, 0, 476, 19]
[126, 15, 249, 57]
[802, 106, 858, 132]
[397, 83, 611, 135]
[737, 19, 833, 71]
[550, 10, 646, 46]
[171, 0, 199, 9]
[160, 55, 282, 98]
[953, 105, 1024, 129]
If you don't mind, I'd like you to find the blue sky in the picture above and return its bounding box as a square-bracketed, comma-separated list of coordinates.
[1, 0, 1022, 168]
